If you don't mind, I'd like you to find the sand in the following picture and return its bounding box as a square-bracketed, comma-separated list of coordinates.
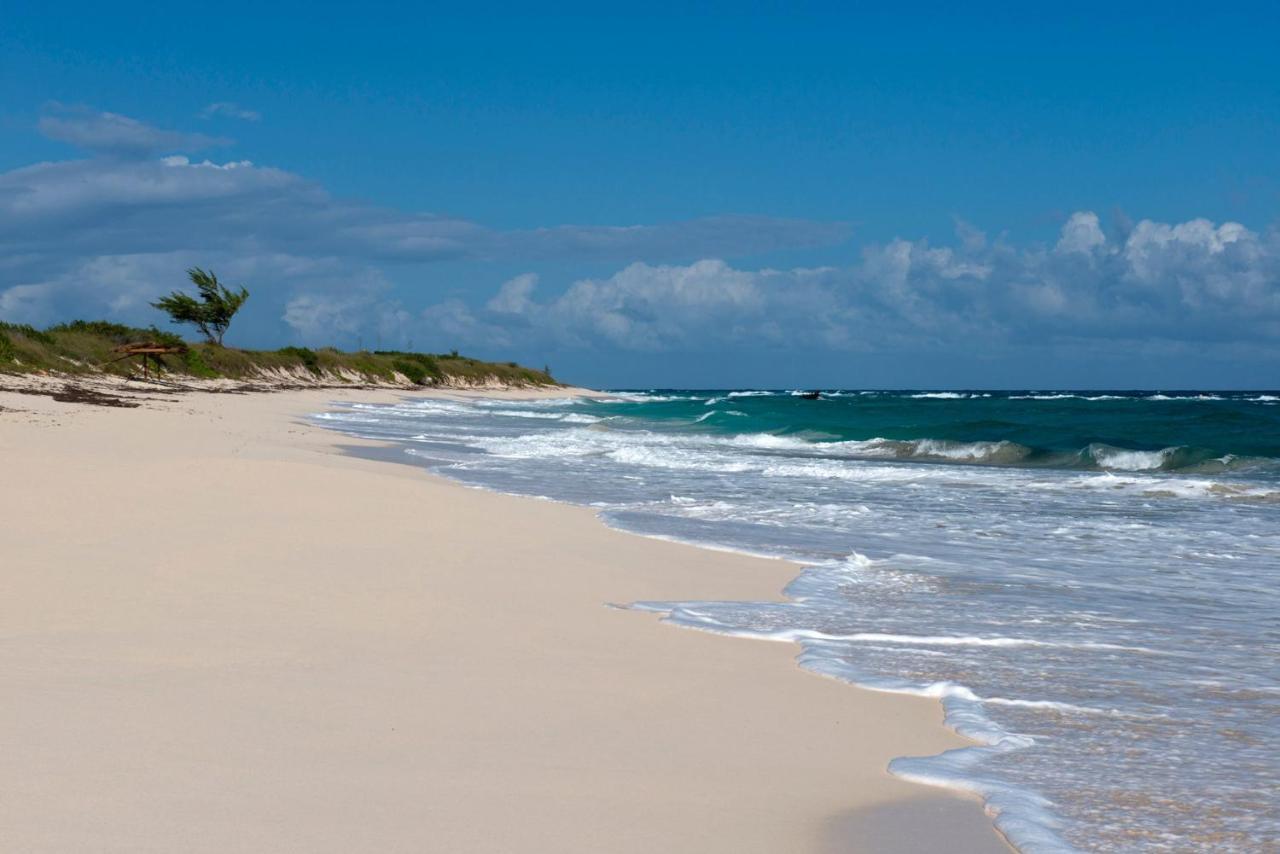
[0, 379, 1009, 853]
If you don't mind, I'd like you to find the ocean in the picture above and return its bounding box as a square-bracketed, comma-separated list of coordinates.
[313, 389, 1280, 852]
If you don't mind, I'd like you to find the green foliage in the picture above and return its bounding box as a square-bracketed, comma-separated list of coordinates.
[0, 321, 60, 368]
[188, 344, 257, 377]
[181, 347, 219, 378]
[277, 346, 321, 374]
[347, 351, 394, 382]
[374, 350, 441, 382]
[20, 320, 190, 376]
[0, 321, 55, 346]
[47, 320, 139, 342]
[146, 326, 187, 348]
[0, 315, 557, 386]
[152, 268, 249, 345]
[392, 359, 429, 385]
[45, 320, 181, 351]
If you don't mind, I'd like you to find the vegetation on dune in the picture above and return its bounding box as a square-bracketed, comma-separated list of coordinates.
[1, 267, 557, 387]
[0, 320, 556, 387]
[276, 346, 321, 374]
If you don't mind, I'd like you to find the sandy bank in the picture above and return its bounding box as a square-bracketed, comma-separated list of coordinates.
[0, 378, 1008, 852]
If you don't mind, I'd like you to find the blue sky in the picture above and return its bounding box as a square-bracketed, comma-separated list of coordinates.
[2, 2, 1278, 387]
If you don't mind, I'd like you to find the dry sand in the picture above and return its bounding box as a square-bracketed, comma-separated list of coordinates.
[0, 379, 1009, 853]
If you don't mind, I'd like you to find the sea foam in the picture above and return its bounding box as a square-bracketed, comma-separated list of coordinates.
[312, 389, 1280, 852]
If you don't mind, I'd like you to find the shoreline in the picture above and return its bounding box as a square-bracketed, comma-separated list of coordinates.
[1, 378, 1009, 852]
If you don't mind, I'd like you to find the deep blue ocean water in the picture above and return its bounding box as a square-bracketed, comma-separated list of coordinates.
[314, 389, 1280, 852]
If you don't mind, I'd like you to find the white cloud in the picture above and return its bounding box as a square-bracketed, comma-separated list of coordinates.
[1055, 211, 1107, 255]
[437, 260, 770, 350]
[282, 293, 368, 341]
[420, 298, 509, 347]
[37, 103, 229, 156]
[0, 252, 193, 327]
[414, 213, 1280, 358]
[0, 284, 51, 320]
[199, 102, 262, 122]
[160, 155, 254, 170]
[4, 106, 1277, 368]
[549, 259, 764, 348]
[486, 273, 539, 314]
[1, 109, 850, 342]
[2, 135, 842, 269]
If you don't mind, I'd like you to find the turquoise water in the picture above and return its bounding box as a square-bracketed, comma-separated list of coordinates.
[592, 390, 1280, 475]
[315, 389, 1280, 852]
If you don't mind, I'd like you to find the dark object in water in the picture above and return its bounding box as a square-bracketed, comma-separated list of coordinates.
[798, 391, 822, 400]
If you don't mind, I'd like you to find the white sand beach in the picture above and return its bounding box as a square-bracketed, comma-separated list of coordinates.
[0, 380, 1008, 853]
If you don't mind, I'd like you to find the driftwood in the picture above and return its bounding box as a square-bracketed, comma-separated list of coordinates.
[108, 342, 188, 379]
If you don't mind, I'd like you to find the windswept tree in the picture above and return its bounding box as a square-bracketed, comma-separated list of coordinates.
[152, 268, 249, 345]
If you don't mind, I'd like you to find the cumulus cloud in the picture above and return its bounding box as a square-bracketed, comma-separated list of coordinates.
[414, 214, 1280, 359]
[282, 293, 369, 341]
[37, 103, 229, 157]
[486, 273, 539, 314]
[1055, 211, 1108, 255]
[199, 102, 261, 122]
[547, 259, 765, 349]
[4, 107, 1277, 370]
[279, 265, 422, 348]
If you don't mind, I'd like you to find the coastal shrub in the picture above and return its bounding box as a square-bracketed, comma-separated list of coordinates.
[190, 344, 259, 378]
[0, 314, 559, 386]
[348, 352, 394, 382]
[41, 322, 187, 374]
[392, 359, 429, 385]
[46, 320, 139, 342]
[146, 326, 187, 348]
[277, 346, 321, 374]
[181, 348, 220, 378]
[375, 351, 441, 381]
[314, 347, 346, 375]
[0, 322, 55, 346]
[0, 323, 63, 369]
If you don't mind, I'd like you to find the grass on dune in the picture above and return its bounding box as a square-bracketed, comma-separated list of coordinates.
[0, 320, 557, 387]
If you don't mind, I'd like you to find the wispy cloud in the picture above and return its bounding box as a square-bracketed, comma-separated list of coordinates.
[1, 108, 849, 336]
[37, 103, 229, 157]
[0, 151, 839, 269]
[199, 102, 262, 122]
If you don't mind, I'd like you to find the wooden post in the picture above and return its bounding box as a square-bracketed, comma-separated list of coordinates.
[108, 343, 187, 379]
